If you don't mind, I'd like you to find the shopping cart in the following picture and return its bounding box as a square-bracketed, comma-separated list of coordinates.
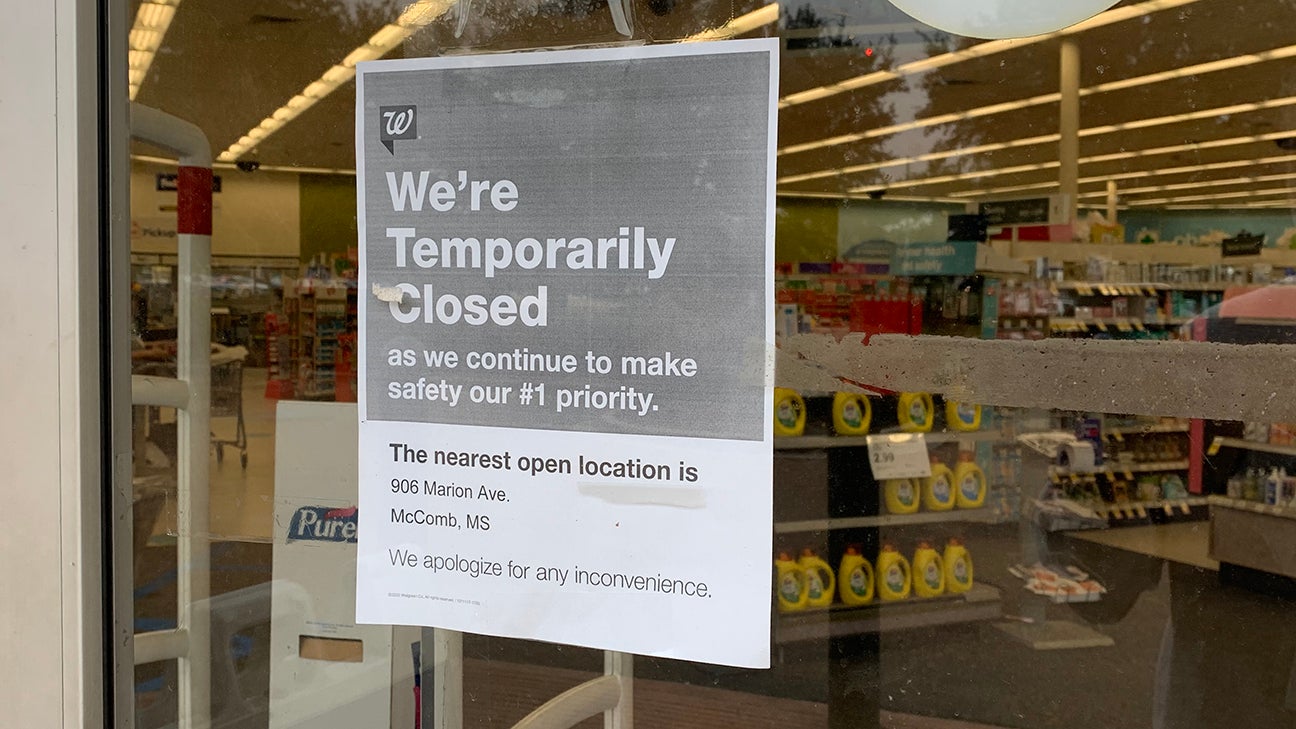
[211, 344, 249, 469]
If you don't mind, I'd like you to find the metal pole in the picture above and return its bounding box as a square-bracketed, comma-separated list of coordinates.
[432, 629, 464, 729]
[1059, 39, 1082, 226]
[605, 652, 633, 729]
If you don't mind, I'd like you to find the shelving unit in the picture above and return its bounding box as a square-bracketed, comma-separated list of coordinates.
[1091, 497, 1209, 520]
[774, 430, 1007, 451]
[772, 408, 1009, 643]
[1106, 423, 1190, 436]
[774, 584, 1002, 643]
[284, 279, 353, 400]
[1209, 437, 1296, 457]
[1040, 418, 1197, 527]
[1210, 494, 1296, 581]
[775, 508, 996, 535]
[1052, 281, 1233, 294]
[1049, 316, 1192, 333]
[1050, 460, 1190, 478]
[1209, 495, 1296, 519]
[1046, 281, 1222, 341]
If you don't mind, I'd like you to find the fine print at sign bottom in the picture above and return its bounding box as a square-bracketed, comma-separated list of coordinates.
[866, 433, 933, 481]
[355, 419, 773, 668]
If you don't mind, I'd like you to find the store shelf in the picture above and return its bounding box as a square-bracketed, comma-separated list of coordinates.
[1208, 495, 1296, 521]
[1053, 280, 1235, 294]
[1050, 317, 1192, 331]
[1092, 497, 1209, 519]
[1054, 281, 1166, 295]
[1210, 437, 1296, 457]
[774, 508, 996, 534]
[1105, 422, 1190, 435]
[775, 430, 1006, 451]
[774, 584, 1001, 643]
[1172, 282, 1238, 292]
[1051, 460, 1190, 478]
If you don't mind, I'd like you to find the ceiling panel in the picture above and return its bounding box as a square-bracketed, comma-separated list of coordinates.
[129, 0, 1296, 210]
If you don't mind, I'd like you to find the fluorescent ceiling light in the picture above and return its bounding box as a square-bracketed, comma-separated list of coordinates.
[1164, 202, 1295, 210]
[848, 161, 1057, 192]
[780, 92, 1057, 156]
[948, 151, 1296, 198]
[1087, 154, 1296, 184]
[1129, 187, 1296, 206]
[775, 190, 967, 204]
[132, 153, 356, 177]
[683, 3, 780, 42]
[1078, 172, 1296, 199]
[779, 134, 1060, 185]
[1081, 96, 1296, 138]
[955, 181, 1061, 198]
[843, 121, 1296, 192]
[218, 0, 457, 162]
[780, 43, 1296, 158]
[1086, 44, 1296, 95]
[218, 1, 778, 163]
[127, 0, 180, 100]
[778, 0, 1202, 109]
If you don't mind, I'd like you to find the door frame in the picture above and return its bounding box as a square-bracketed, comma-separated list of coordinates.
[0, 0, 119, 726]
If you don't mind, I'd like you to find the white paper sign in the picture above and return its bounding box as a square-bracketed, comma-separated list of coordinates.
[866, 434, 932, 480]
[354, 41, 778, 668]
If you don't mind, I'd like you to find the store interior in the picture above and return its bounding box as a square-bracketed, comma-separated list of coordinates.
[126, 0, 1296, 727]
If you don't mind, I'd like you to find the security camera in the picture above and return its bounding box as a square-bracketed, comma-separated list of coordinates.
[236, 160, 261, 172]
[867, 189, 887, 200]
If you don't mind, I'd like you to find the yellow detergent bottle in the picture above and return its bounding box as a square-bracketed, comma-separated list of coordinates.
[832, 392, 872, 436]
[945, 400, 982, 432]
[773, 388, 806, 437]
[883, 478, 921, 515]
[953, 451, 987, 509]
[913, 542, 946, 598]
[922, 455, 956, 512]
[876, 544, 912, 601]
[838, 546, 875, 606]
[775, 552, 808, 613]
[944, 538, 974, 594]
[799, 549, 836, 609]
[898, 392, 935, 433]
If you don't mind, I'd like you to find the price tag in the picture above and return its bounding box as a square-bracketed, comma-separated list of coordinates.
[866, 434, 931, 480]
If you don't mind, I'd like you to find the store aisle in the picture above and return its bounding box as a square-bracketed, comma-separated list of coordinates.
[208, 367, 278, 541]
[145, 367, 280, 543]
